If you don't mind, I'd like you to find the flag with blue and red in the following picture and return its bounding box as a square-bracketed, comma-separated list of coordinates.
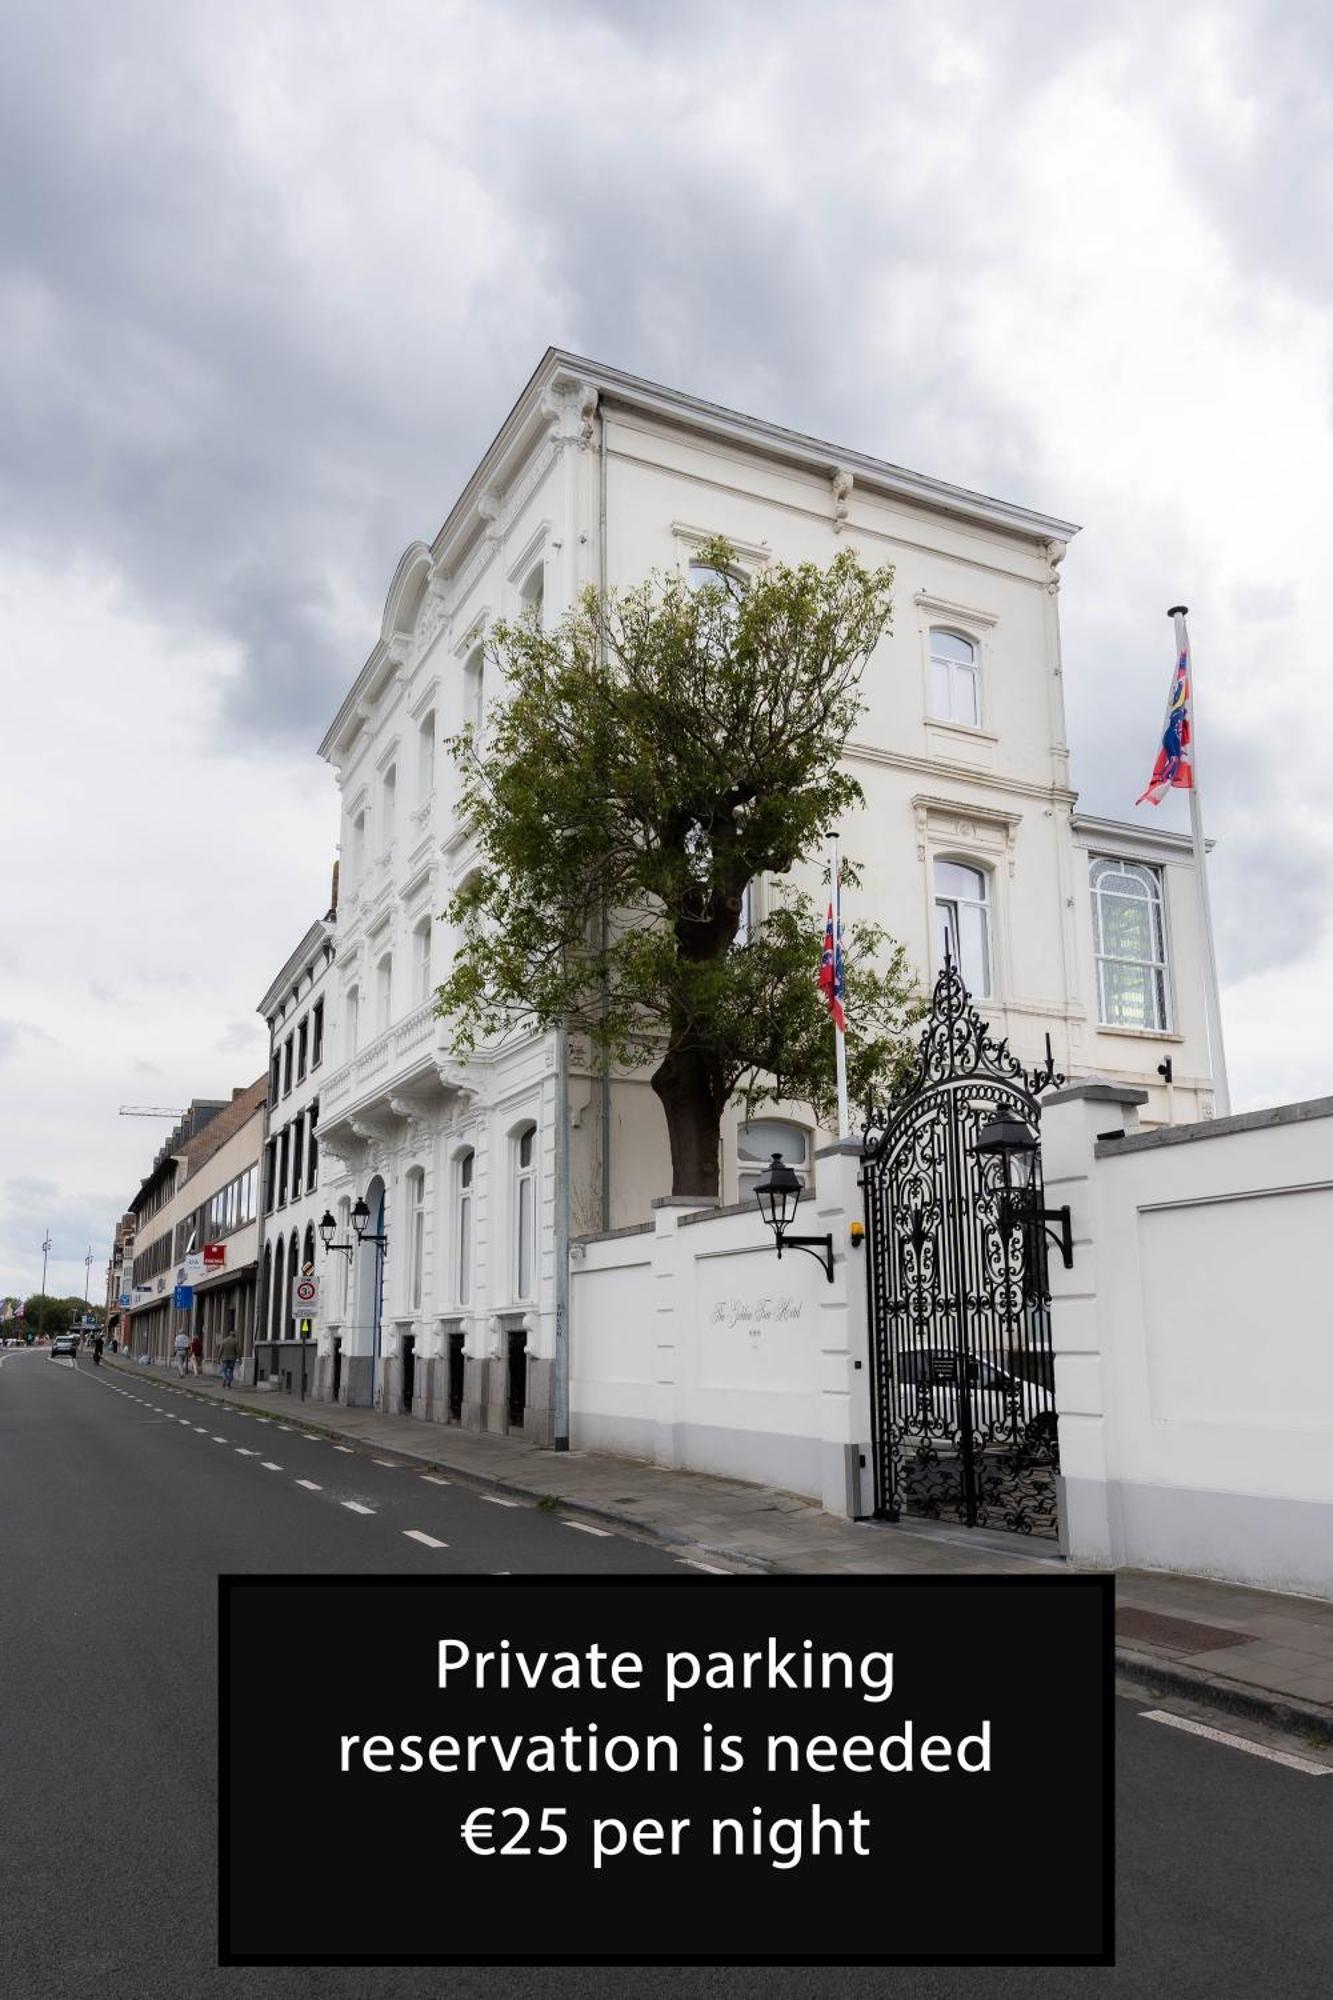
[818, 900, 846, 1033]
[1137, 639, 1194, 805]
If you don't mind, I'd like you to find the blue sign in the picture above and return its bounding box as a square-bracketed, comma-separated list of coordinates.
[173, 1285, 194, 1309]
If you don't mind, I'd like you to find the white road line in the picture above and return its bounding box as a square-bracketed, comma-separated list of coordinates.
[341, 1500, 375, 1515]
[420, 1474, 450, 1485]
[261, 1461, 283, 1471]
[563, 1521, 613, 1538]
[194, 1425, 209, 1432]
[679, 1559, 731, 1574]
[235, 1448, 259, 1456]
[372, 1459, 398, 1467]
[295, 1479, 322, 1491]
[333, 1446, 353, 1453]
[212, 1436, 228, 1443]
[404, 1529, 449, 1549]
[479, 1495, 523, 1508]
[1139, 1709, 1333, 1775]
[302, 1434, 321, 1441]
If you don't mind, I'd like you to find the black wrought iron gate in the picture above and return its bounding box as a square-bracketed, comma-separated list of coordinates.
[863, 964, 1063, 1538]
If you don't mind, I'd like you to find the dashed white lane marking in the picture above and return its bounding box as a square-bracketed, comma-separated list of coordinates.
[261, 1461, 283, 1471]
[479, 1495, 523, 1508]
[372, 1459, 398, 1467]
[235, 1448, 259, 1456]
[420, 1475, 450, 1486]
[295, 1479, 322, 1491]
[342, 1500, 375, 1515]
[333, 1446, 353, 1453]
[564, 1521, 613, 1538]
[679, 1560, 730, 1574]
[1139, 1709, 1333, 1775]
[194, 1426, 209, 1433]
[212, 1436, 228, 1443]
[404, 1529, 449, 1549]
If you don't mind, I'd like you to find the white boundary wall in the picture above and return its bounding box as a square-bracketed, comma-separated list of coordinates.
[571, 1146, 873, 1516]
[1046, 1084, 1333, 1597]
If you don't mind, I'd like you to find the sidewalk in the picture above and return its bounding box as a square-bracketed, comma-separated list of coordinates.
[109, 1356, 1333, 1743]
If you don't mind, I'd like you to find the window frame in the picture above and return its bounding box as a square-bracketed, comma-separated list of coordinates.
[1090, 854, 1172, 1034]
[406, 1167, 426, 1314]
[514, 1124, 537, 1302]
[456, 1149, 474, 1308]
[928, 626, 982, 729]
[933, 857, 994, 999]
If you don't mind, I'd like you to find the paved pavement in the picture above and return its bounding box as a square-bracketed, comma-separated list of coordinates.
[4, 1348, 1331, 1999]
[107, 1352, 1333, 1736]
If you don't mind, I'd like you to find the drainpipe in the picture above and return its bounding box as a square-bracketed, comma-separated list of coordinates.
[598, 399, 612, 1233]
[553, 1013, 571, 1451]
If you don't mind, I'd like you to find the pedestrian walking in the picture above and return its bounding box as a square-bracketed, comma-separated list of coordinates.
[217, 1331, 239, 1389]
[92, 1333, 104, 1367]
[189, 1331, 204, 1377]
[173, 1329, 190, 1376]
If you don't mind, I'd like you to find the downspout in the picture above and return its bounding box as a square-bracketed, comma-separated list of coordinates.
[598, 399, 612, 1233]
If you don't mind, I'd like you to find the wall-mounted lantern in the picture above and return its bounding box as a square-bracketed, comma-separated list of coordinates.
[754, 1154, 834, 1283]
[971, 1113, 1073, 1269]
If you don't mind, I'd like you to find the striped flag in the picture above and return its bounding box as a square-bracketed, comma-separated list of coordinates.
[818, 900, 846, 1032]
[1137, 635, 1194, 805]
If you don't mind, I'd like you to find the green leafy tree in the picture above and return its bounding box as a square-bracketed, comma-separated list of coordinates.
[23, 1294, 74, 1337]
[438, 540, 924, 1196]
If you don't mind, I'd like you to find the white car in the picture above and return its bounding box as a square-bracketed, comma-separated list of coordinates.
[892, 1347, 1058, 1450]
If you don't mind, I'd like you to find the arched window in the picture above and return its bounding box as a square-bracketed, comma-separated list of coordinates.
[413, 917, 433, 1005]
[376, 953, 393, 1034]
[287, 1232, 300, 1339]
[351, 809, 366, 881]
[463, 647, 485, 737]
[935, 859, 992, 997]
[737, 1119, 811, 1202]
[346, 985, 360, 1057]
[406, 1168, 426, 1313]
[1091, 857, 1169, 1031]
[688, 558, 742, 594]
[929, 629, 980, 727]
[306, 1101, 318, 1190]
[418, 710, 436, 802]
[514, 1124, 537, 1301]
[456, 1150, 474, 1307]
[271, 1234, 286, 1343]
[520, 563, 544, 629]
[302, 1222, 316, 1270]
[381, 764, 397, 844]
[261, 1243, 272, 1340]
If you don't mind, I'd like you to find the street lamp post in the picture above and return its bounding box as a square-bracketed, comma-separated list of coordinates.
[970, 1113, 1074, 1273]
[37, 1231, 53, 1343]
[319, 1197, 389, 1410]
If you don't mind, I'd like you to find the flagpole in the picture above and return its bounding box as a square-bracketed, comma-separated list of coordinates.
[829, 830, 850, 1140]
[1169, 606, 1231, 1118]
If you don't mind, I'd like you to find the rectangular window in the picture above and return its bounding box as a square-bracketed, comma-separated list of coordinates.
[457, 1152, 474, 1307]
[418, 711, 436, 801]
[282, 1035, 294, 1096]
[515, 1126, 536, 1300]
[291, 1113, 304, 1200]
[311, 999, 324, 1069]
[307, 1111, 318, 1192]
[296, 1018, 308, 1081]
[414, 921, 432, 1004]
[277, 1129, 290, 1206]
[263, 1140, 276, 1214]
[408, 1171, 425, 1313]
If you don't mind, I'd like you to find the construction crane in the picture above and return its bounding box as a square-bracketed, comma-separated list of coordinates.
[118, 1106, 187, 1118]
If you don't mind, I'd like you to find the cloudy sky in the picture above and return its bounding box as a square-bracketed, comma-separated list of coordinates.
[2, 0, 1330, 1302]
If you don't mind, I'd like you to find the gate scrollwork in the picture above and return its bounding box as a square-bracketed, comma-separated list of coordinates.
[862, 963, 1064, 1538]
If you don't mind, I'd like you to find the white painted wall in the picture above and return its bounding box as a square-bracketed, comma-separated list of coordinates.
[1045, 1085, 1333, 1597]
[571, 1147, 872, 1513]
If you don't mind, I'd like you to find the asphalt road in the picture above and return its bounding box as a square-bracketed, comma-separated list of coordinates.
[2, 1348, 1330, 1999]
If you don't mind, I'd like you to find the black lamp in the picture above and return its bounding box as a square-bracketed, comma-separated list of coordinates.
[754, 1154, 834, 1283]
[318, 1210, 337, 1251]
[971, 1113, 1073, 1270]
[351, 1196, 371, 1240]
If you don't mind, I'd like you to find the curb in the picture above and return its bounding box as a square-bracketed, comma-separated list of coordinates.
[1115, 1646, 1333, 1746]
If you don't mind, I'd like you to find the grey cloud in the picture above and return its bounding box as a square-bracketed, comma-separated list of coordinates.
[1232, 582, 1297, 622]
[0, 1020, 56, 1062]
[0, 1176, 125, 1285]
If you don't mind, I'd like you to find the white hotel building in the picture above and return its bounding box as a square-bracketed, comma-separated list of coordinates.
[312, 350, 1213, 1435]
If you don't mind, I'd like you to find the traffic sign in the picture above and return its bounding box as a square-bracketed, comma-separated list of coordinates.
[291, 1275, 320, 1318]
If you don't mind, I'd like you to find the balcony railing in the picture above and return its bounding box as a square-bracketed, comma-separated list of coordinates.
[313, 999, 441, 1117]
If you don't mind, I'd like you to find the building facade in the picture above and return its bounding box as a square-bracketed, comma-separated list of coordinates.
[312, 350, 1216, 1435]
[253, 909, 336, 1392]
[123, 1084, 266, 1365]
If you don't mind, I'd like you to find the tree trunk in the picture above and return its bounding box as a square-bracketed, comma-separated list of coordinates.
[652, 1041, 727, 1198]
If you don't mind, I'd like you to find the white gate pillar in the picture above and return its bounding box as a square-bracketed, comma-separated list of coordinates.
[812, 1141, 873, 1519]
[1041, 1081, 1147, 1565]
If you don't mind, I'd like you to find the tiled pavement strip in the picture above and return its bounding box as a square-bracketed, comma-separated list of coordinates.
[107, 1358, 1333, 1745]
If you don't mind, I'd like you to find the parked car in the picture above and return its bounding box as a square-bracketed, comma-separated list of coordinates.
[49, 1333, 79, 1359]
[893, 1347, 1057, 1449]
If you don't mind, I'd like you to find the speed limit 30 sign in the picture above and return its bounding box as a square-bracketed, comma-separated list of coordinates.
[291, 1275, 320, 1316]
